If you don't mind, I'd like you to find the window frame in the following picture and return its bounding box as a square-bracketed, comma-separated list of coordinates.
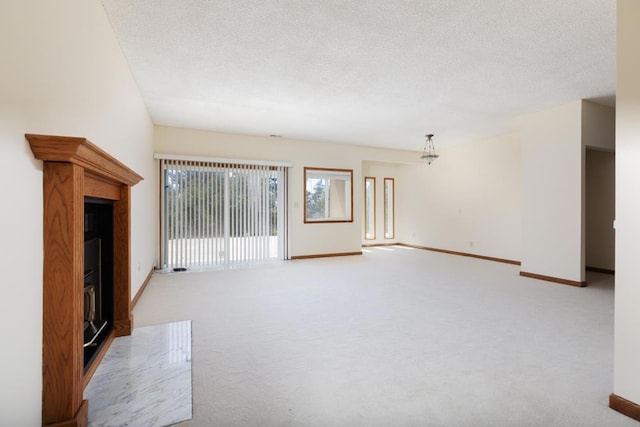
[364, 176, 376, 240]
[384, 177, 395, 239]
[303, 167, 354, 223]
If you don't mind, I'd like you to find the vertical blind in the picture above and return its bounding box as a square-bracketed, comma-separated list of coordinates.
[159, 158, 288, 269]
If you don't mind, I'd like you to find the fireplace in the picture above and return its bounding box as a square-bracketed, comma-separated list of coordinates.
[27, 134, 143, 427]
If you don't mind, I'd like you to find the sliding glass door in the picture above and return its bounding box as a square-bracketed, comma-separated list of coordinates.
[159, 159, 288, 269]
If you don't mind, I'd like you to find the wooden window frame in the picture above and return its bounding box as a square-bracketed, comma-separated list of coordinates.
[364, 176, 376, 240]
[384, 177, 395, 239]
[304, 167, 354, 223]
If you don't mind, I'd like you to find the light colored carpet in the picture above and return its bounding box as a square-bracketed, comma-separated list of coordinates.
[133, 246, 637, 426]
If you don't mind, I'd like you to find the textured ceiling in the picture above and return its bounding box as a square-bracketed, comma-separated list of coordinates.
[100, 0, 615, 150]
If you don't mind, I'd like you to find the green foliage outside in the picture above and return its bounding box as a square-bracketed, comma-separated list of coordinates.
[306, 179, 326, 219]
[165, 168, 279, 239]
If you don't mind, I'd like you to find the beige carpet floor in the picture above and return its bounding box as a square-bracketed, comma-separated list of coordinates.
[133, 246, 637, 426]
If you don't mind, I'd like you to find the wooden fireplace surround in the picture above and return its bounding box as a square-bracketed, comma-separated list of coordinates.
[27, 134, 143, 427]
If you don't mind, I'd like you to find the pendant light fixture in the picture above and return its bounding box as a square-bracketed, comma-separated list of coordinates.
[421, 133, 439, 165]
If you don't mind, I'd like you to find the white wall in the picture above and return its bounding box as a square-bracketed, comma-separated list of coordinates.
[613, 0, 640, 407]
[397, 133, 522, 261]
[585, 149, 615, 270]
[362, 162, 401, 244]
[0, 0, 156, 423]
[520, 101, 584, 282]
[154, 126, 417, 257]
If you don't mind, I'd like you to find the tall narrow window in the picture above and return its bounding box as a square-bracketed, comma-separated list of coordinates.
[159, 158, 288, 269]
[384, 178, 395, 239]
[364, 177, 376, 240]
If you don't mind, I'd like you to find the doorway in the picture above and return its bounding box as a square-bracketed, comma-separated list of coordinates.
[585, 148, 615, 274]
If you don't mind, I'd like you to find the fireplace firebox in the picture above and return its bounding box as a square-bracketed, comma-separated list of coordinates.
[83, 199, 114, 370]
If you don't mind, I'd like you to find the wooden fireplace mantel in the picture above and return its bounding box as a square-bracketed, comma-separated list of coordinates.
[27, 134, 143, 427]
[28, 134, 142, 186]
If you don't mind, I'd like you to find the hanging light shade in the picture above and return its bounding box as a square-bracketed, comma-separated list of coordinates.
[421, 133, 439, 165]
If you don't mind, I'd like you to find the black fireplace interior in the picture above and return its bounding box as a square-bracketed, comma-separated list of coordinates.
[84, 197, 114, 371]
